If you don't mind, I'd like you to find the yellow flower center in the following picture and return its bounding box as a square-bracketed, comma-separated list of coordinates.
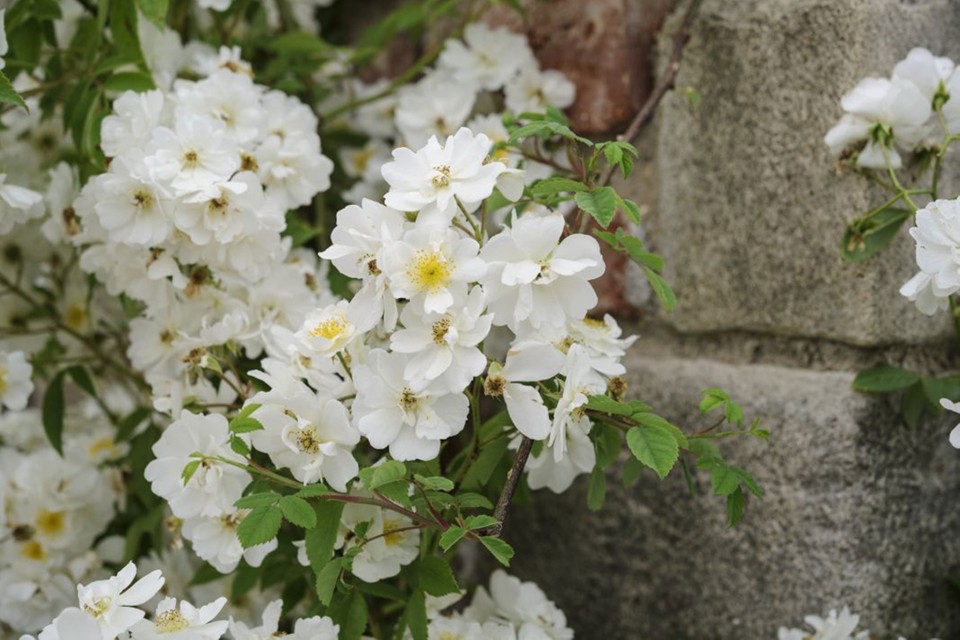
[352, 147, 375, 174]
[400, 387, 420, 412]
[183, 150, 199, 168]
[65, 304, 87, 331]
[20, 540, 46, 561]
[208, 197, 229, 214]
[431, 165, 451, 188]
[83, 596, 112, 617]
[132, 188, 154, 210]
[382, 518, 406, 547]
[431, 317, 452, 344]
[309, 316, 348, 341]
[88, 436, 118, 459]
[295, 426, 323, 455]
[0, 366, 6, 396]
[439, 634, 462, 640]
[35, 510, 66, 538]
[406, 249, 452, 293]
[582, 316, 608, 329]
[155, 608, 190, 633]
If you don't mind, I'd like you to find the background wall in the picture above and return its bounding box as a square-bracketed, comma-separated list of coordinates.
[499, 0, 960, 637]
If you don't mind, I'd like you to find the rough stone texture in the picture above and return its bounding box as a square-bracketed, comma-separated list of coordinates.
[486, 0, 677, 134]
[507, 352, 960, 639]
[643, 0, 960, 346]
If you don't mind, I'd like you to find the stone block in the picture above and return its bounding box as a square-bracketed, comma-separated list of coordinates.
[506, 354, 960, 639]
[640, 0, 960, 345]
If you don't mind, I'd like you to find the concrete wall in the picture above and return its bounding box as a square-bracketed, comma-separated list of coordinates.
[506, 0, 960, 637]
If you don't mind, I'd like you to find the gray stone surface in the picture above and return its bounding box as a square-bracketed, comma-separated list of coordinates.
[642, 0, 960, 346]
[506, 354, 960, 639]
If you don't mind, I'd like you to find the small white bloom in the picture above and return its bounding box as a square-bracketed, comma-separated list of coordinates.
[130, 596, 228, 639]
[352, 349, 469, 460]
[941, 398, 960, 449]
[32, 608, 102, 640]
[93, 153, 173, 246]
[480, 213, 604, 330]
[181, 509, 277, 574]
[777, 606, 869, 640]
[144, 411, 252, 519]
[395, 73, 476, 149]
[338, 490, 420, 582]
[174, 172, 263, 246]
[0, 173, 44, 235]
[76, 562, 166, 639]
[390, 286, 492, 391]
[101, 90, 167, 158]
[250, 392, 360, 490]
[295, 300, 358, 358]
[505, 67, 576, 115]
[463, 570, 572, 640]
[382, 225, 486, 315]
[900, 198, 960, 314]
[486, 341, 566, 441]
[824, 77, 930, 169]
[382, 127, 510, 213]
[0, 349, 33, 411]
[148, 115, 240, 196]
[438, 23, 535, 91]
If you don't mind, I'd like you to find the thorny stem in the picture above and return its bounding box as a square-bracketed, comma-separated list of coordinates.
[482, 436, 534, 537]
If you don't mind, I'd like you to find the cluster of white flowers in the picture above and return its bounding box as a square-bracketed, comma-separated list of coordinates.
[0, 387, 127, 632]
[778, 606, 936, 640]
[64, 52, 334, 416]
[331, 22, 574, 208]
[18, 561, 342, 640]
[825, 47, 960, 169]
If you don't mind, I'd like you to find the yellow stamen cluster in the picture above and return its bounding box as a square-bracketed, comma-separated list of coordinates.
[431, 165, 451, 188]
[407, 249, 452, 293]
[132, 188, 154, 210]
[83, 596, 113, 618]
[382, 518, 406, 547]
[295, 427, 322, 455]
[431, 317, 452, 344]
[155, 608, 191, 633]
[582, 316, 608, 329]
[20, 540, 46, 561]
[35, 510, 66, 538]
[400, 388, 420, 412]
[310, 315, 348, 341]
[0, 366, 7, 396]
[182, 150, 200, 168]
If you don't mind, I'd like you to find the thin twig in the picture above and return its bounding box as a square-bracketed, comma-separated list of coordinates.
[482, 436, 534, 537]
[600, 0, 704, 187]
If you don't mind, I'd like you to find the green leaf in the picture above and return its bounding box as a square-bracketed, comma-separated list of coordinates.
[66, 366, 97, 397]
[840, 208, 911, 263]
[479, 536, 515, 566]
[234, 492, 281, 509]
[418, 555, 460, 597]
[852, 366, 921, 393]
[103, 71, 156, 93]
[414, 474, 454, 492]
[530, 176, 589, 196]
[699, 388, 729, 414]
[642, 266, 677, 312]
[329, 589, 367, 640]
[236, 507, 282, 548]
[622, 456, 645, 487]
[42, 370, 66, 455]
[181, 459, 201, 485]
[404, 589, 428, 640]
[0, 70, 29, 112]
[575, 187, 618, 228]
[586, 466, 606, 511]
[726, 487, 745, 527]
[586, 394, 635, 416]
[438, 526, 467, 551]
[314, 557, 342, 606]
[279, 495, 317, 529]
[461, 436, 510, 490]
[115, 406, 150, 441]
[359, 460, 407, 490]
[305, 500, 344, 575]
[710, 463, 741, 496]
[593, 424, 622, 469]
[617, 196, 643, 224]
[229, 416, 264, 434]
[626, 425, 679, 480]
[454, 492, 494, 510]
[135, 0, 169, 27]
[463, 515, 498, 530]
[296, 484, 330, 498]
[631, 413, 689, 449]
[737, 468, 763, 498]
[508, 120, 591, 146]
[900, 381, 926, 429]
